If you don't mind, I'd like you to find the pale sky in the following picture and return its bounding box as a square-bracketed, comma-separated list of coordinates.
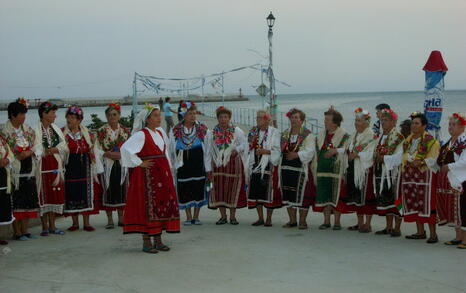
[1, 0, 465, 99]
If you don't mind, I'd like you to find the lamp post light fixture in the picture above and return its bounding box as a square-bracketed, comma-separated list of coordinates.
[266, 12, 277, 127]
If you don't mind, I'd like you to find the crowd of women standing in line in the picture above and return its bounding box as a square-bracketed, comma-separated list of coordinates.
[0, 98, 465, 254]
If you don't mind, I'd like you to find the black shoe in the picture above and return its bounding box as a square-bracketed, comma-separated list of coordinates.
[405, 233, 427, 240]
[375, 228, 390, 235]
[216, 218, 227, 225]
[251, 220, 264, 226]
[427, 236, 439, 244]
[230, 219, 239, 225]
[390, 231, 401, 237]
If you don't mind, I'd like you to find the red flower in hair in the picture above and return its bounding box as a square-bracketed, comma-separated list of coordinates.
[191, 101, 196, 106]
[354, 107, 363, 113]
[182, 103, 187, 108]
[17, 97, 29, 109]
[452, 113, 466, 126]
[286, 108, 297, 118]
[216, 106, 225, 111]
[108, 103, 121, 111]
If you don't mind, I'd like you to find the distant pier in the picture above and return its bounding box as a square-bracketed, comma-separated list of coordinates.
[0, 94, 249, 110]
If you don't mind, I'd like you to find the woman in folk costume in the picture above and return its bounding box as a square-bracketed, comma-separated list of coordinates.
[120, 104, 179, 254]
[247, 110, 282, 227]
[36, 101, 69, 236]
[313, 107, 350, 230]
[280, 108, 316, 230]
[96, 103, 130, 229]
[437, 113, 466, 249]
[436, 113, 466, 248]
[373, 108, 404, 237]
[0, 134, 15, 245]
[205, 106, 248, 225]
[398, 112, 440, 243]
[342, 108, 377, 233]
[62, 106, 102, 232]
[169, 102, 209, 226]
[1, 98, 40, 240]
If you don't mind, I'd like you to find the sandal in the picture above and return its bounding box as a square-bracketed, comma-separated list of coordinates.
[0, 240, 8, 245]
[142, 246, 159, 254]
[155, 244, 170, 251]
[405, 232, 427, 240]
[359, 227, 372, 233]
[251, 220, 264, 226]
[15, 235, 29, 241]
[282, 222, 297, 228]
[24, 233, 39, 239]
[183, 220, 192, 226]
[348, 225, 359, 231]
[318, 223, 331, 230]
[49, 229, 65, 235]
[83, 226, 95, 232]
[390, 231, 401, 237]
[298, 223, 308, 230]
[444, 239, 462, 245]
[457, 243, 466, 249]
[67, 225, 79, 232]
[264, 222, 273, 227]
[375, 228, 391, 235]
[40, 230, 49, 237]
[333, 224, 342, 231]
[105, 223, 115, 229]
[215, 218, 227, 225]
[426, 236, 438, 244]
[192, 219, 202, 225]
[230, 219, 239, 225]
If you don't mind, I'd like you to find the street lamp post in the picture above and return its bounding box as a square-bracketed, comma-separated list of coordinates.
[266, 12, 277, 127]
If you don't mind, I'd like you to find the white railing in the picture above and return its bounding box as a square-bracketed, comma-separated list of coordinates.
[202, 104, 322, 134]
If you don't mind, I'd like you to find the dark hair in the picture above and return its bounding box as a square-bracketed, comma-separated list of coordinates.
[400, 119, 412, 138]
[165, 97, 171, 102]
[216, 107, 232, 118]
[375, 103, 390, 111]
[410, 112, 428, 126]
[38, 101, 58, 119]
[288, 108, 306, 121]
[8, 101, 28, 120]
[324, 108, 343, 127]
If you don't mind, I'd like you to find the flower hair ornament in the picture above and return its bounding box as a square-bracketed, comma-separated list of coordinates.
[68, 105, 83, 115]
[262, 112, 271, 120]
[187, 101, 196, 110]
[17, 97, 29, 109]
[131, 103, 160, 135]
[451, 112, 466, 126]
[354, 107, 371, 122]
[216, 106, 225, 112]
[143, 103, 159, 112]
[108, 103, 121, 112]
[380, 108, 398, 120]
[40, 101, 57, 112]
[286, 108, 298, 118]
[409, 111, 423, 120]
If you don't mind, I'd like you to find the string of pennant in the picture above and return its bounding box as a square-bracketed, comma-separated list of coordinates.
[134, 63, 290, 94]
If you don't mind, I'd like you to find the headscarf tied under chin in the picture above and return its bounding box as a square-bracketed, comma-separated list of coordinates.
[131, 103, 160, 134]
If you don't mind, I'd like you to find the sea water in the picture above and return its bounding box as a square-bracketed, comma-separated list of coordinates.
[0, 90, 464, 140]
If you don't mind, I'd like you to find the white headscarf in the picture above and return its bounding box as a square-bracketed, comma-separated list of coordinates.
[131, 104, 160, 134]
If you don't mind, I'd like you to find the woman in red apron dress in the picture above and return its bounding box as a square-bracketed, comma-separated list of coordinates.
[120, 104, 180, 253]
